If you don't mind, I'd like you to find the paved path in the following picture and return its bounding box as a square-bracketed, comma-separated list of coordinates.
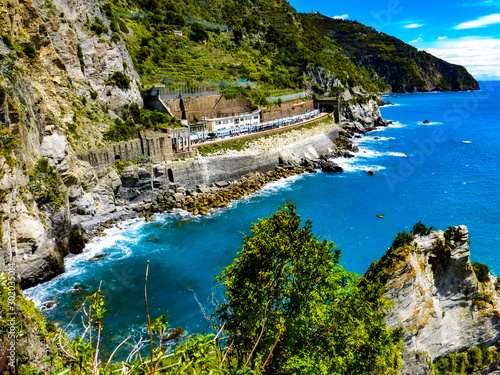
[191, 112, 331, 148]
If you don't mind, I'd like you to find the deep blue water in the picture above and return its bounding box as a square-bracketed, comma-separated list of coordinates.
[26, 82, 500, 358]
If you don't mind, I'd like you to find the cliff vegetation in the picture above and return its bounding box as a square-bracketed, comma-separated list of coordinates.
[303, 14, 480, 93]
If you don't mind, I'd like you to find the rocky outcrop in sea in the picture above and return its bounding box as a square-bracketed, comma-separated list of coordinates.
[366, 226, 500, 374]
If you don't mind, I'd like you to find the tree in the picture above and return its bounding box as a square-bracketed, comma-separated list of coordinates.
[106, 71, 131, 90]
[217, 204, 401, 374]
[190, 23, 208, 43]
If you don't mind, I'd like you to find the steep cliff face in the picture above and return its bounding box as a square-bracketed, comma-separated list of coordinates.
[0, 0, 141, 287]
[366, 226, 500, 374]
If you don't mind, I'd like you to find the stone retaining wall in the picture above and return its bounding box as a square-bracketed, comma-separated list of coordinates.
[77, 129, 191, 175]
[158, 95, 255, 122]
[166, 129, 339, 189]
[261, 100, 315, 122]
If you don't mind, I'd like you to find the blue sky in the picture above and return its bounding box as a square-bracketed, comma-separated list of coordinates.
[289, 0, 500, 80]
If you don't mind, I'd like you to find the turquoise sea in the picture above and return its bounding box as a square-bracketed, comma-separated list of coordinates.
[26, 81, 500, 358]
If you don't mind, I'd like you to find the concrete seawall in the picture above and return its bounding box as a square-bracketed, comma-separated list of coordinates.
[167, 129, 339, 189]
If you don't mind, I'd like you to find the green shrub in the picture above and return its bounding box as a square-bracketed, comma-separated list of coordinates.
[103, 118, 138, 142]
[76, 44, 85, 73]
[0, 188, 8, 203]
[22, 43, 37, 60]
[217, 204, 402, 373]
[391, 231, 414, 251]
[117, 19, 129, 34]
[110, 20, 120, 33]
[190, 22, 208, 43]
[412, 221, 432, 235]
[0, 128, 18, 168]
[164, 10, 185, 26]
[1, 33, 13, 48]
[27, 158, 65, 208]
[106, 71, 130, 90]
[90, 17, 109, 35]
[123, 104, 181, 129]
[472, 262, 490, 283]
[433, 346, 500, 375]
[0, 86, 5, 106]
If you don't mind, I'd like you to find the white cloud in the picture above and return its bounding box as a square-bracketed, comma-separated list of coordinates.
[460, 0, 500, 7]
[438, 36, 448, 40]
[333, 14, 348, 20]
[454, 13, 500, 29]
[424, 36, 500, 79]
[404, 23, 424, 29]
[410, 37, 424, 43]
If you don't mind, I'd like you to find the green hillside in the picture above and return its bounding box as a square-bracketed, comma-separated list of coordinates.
[302, 13, 479, 93]
[104, 0, 388, 97]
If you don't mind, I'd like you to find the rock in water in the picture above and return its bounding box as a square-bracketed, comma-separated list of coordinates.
[423, 120, 430, 124]
[88, 253, 108, 262]
[367, 170, 376, 176]
[365, 226, 500, 375]
[321, 162, 344, 173]
[43, 301, 57, 309]
[164, 327, 185, 341]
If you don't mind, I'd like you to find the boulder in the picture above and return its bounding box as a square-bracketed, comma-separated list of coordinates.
[215, 181, 229, 188]
[72, 193, 96, 215]
[118, 187, 139, 201]
[88, 253, 108, 262]
[68, 185, 84, 203]
[41, 132, 69, 172]
[322, 162, 344, 173]
[91, 184, 116, 215]
[120, 166, 139, 187]
[12, 212, 66, 288]
[43, 301, 57, 309]
[198, 187, 211, 194]
[173, 193, 185, 202]
[102, 170, 122, 193]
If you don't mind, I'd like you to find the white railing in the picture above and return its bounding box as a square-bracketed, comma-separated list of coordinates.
[190, 110, 321, 143]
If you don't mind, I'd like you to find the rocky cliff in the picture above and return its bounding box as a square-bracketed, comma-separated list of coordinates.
[0, 0, 141, 288]
[366, 226, 500, 374]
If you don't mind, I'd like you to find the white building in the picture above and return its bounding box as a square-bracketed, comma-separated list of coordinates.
[202, 110, 261, 132]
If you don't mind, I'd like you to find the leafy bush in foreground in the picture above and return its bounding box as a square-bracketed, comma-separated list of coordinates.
[217, 204, 402, 374]
[12, 206, 403, 374]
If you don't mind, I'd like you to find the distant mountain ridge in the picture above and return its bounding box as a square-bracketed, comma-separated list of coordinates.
[302, 13, 480, 93]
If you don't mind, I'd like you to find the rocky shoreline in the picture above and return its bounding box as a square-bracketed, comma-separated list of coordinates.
[78, 116, 387, 244]
[4, 98, 387, 290]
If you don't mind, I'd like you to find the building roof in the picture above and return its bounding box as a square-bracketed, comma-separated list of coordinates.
[201, 109, 261, 122]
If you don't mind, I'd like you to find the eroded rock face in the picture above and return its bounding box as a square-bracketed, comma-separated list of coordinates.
[367, 226, 500, 374]
[0, 0, 142, 289]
